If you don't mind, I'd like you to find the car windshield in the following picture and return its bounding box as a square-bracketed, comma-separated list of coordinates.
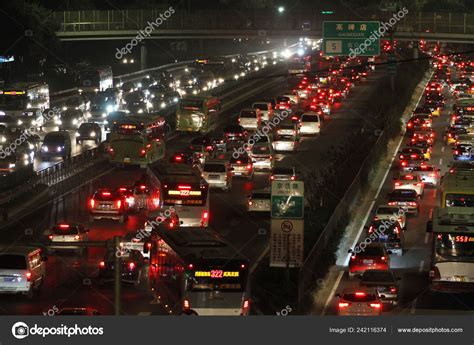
[252, 144, 270, 154]
[240, 110, 256, 118]
[0, 254, 27, 269]
[204, 163, 226, 173]
[230, 156, 249, 164]
[357, 246, 383, 256]
[390, 190, 417, 198]
[253, 103, 268, 111]
[273, 168, 293, 175]
[251, 192, 270, 199]
[51, 225, 79, 235]
[44, 135, 65, 145]
[302, 115, 319, 122]
[342, 293, 377, 302]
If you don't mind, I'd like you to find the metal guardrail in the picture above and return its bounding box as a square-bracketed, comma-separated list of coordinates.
[53, 10, 474, 35]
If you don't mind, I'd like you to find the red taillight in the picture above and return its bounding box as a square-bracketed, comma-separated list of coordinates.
[243, 299, 250, 309]
[174, 155, 182, 161]
[390, 287, 397, 293]
[74, 235, 80, 240]
[183, 299, 190, 310]
[128, 262, 136, 270]
[99, 261, 105, 268]
[178, 185, 191, 190]
[381, 256, 387, 261]
[26, 272, 32, 282]
[247, 164, 252, 170]
[59, 224, 70, 229]
[369, 303, 381, 309]
[90, 199, 95, 208]
[355, 292, 366, 297]
[290, 176, 296, 181]
[202, 211, 209, 221]
[368, 226, 374, 233]
[139, 148, 146, 157]
[48, 235, 53, 240]
[395, 182, 401, 186]
[116, 200, 121, 208]
[401, 161, 407, 166]
[270, 175, 275, 180]
[350, 255, 356, 260]
[387, 201, 396, 206]
[407, 123, 413, 127]
[338, 302, 351, 308]
[102, 191, 111, 197]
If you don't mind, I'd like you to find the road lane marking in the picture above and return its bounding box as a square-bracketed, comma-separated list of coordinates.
[321, 271, 344, 316]
[424, 233, 430, 244]
[419, 260, 425, 272]
[138, 312, 151, 316]
[441, 146, 445, 153]
[410, 298, 418, 314]
[439, 158, 443, 165]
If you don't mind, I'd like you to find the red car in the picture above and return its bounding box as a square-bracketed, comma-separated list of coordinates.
[348, 243, 391, 276]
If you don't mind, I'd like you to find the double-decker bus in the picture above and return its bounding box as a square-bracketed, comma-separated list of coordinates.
[176, 94, 220, 133]
[426, 207, 474, 292]
[108, 113, 165, 167]
[76, 66, 113, 93]
[144, 227, 250, 315]
[147, 163, 209, 227]
[440, 171, 474, 208]
[0, 82, 49, 127]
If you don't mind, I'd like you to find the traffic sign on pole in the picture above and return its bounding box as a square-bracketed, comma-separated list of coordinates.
[270, 219, 304, 268]
[323, 21, 380, 56]
[271, 181, 304, 219]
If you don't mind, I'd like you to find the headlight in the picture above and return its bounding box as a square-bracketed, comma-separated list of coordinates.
[234, 74, 239, 80]
[31, 119, 37, 126]
[160, 102, 166, 109]
[57, 146, 62, 152]
[1, 137, 6, 143]
[173, 97, 178, 103]
[106, 105, 113, 113]
[23, 153, 28, 160]
[90, 131, 96, 137]
[102, 112, 107, 118]
[137, 83, 142, 88]
[8, 163, 15, 169]
[55, 119, 62, 125]
[138, 109, 143, 114]
[75, 132, 80, 137]
[62, 106, 67, 111]
[42, 146, 48, 152]
[17, 120, 23, 125]
[72, 119, 78, 125]
[28, 143, 34, 150]
[86, 112, 91, 118]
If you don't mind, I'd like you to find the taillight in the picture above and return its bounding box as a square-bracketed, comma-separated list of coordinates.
[290, 176, 296, 181]
[74, 235, 80, 240]
[270, 175, 275, 180]
[390, 287, 397, 293]
[247, 164, 252, 170]
[242, 299, 250, 315]
[381, 256, 387, 261]
[26, 272, 32, 282]
[90, 199, 95, 208]
[350, 255, 356, 260]
[338, 302, 351, 308]
[128, 262, 136, 270]
[395, 182, 401, 186]
[99, 261, 105, 268]
[408, 202, 417, 206]
[369, 303, 382, 309]
[139, 148, 146, 157]
[48, 235, 53, 240]
[116, 200, 122, 209]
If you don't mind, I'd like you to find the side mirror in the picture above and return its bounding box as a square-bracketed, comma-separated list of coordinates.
[426, 220, 433, 233]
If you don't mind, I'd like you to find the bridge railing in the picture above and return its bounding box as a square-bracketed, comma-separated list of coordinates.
[53, 10, 474, 36]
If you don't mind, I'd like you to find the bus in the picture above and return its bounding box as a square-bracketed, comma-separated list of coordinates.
[108, 113, 165, 167]
[144, 227, 250, 315]
[176, 94, 220, 133]
[76, 66, 113, 93]
[440, 171, 474, 207]
[0, 82, 49, 127]
[426, 207, 474, 292]
[146, 163, 210, 227]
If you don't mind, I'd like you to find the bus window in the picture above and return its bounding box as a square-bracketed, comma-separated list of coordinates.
[180, 99, 203, 110]
[435, 233, 474, 257]
[445, 194, 474, 207]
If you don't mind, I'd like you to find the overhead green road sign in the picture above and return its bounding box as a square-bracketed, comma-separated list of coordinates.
[323, 21, 380, 56]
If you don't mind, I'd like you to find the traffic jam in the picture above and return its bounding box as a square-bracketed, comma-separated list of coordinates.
[333, 47, 474, 316]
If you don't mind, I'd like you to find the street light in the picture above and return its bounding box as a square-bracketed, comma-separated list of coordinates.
[277, 6, 285, 13]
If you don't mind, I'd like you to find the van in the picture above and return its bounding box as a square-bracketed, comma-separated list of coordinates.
[202, 159, 233, 191]
[238, 109, 261, 130]
[252, 102, 273, 122]
[41, 131, 72, 160]
[299, 112, 321, 135]
[0, 246, 47, 298]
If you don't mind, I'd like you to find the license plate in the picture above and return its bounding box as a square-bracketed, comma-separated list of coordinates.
[462, 152, 470, 156]
[398, 202, 406, 206]
[234, 172, 242, 176]
[3, 277, 15, 282]
[124, 158, 131, 163]
[379, 235, 389, 241]
[208, 175, 220, 180]
[363, 260, 373, 265]
[101, 205, 111, 210]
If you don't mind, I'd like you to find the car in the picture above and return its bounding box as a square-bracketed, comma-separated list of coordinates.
[98, 249, 146, 286]
[75, 122, 101, 145]
[282, 92, 299, 105]
[190, 136, 217, 156]
[89, 189, 128, 223]
[57, 308, 101, 316]
[0, 246, 47, 299]
[201, 159, 233, 191]
[409, 163, 441, 186]
[250, 142, 273, 171]
[169, 149, 201, 169]
[116, 184, 149, 211]
[447, 160, 474, 174]
[47, 223, 89, 255]
[299, 112, 321, 135]
[336, 288, 382, 316]
[410, 129, 435, 146]
[270, 166, 297, 181]
[238, 108, 261, 130]
[229, 153, 253, 179]
[394, 173, 424, 196]
[59, 109, 84, 130]
[399, 153, 425, 173]
[41, 131, 72, 161]
[276, 123, 299, 138]
[247, 189, 271, 213]
[412, 106, 432, 117]
[408, 141, 432, 160]
[398, 147, 429, 162]
[425, 81, 443, 94]
[359, 270, 399, 306]
[272, 134, 298, 152]
[348, 243, 391, 277]
[275, 96, 292, 112]
[406, 114, 432, 131]
[223, 124, 248, 146]
[373, 204, 407, 230]
[252, 102, 273, 122]
[386, 189, 420, 215]
[367, 220, 404, 256]
[63, 95, 89, 113]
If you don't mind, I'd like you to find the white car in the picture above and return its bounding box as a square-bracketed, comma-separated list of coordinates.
[393, 173, 424, 196]
[247, 190, 271, 213]
[270, 166, 297, 181]
[374, 204, 407, 230]
[251, 142, 273, 171]
[272, 134, 297, 152]
[282, 92, 299, 105]
[238, 108, 261, 130]
[48, 223, 89, 254]
[409, 164, 441, 186]
[252, 102, 273, 122]
[299, 112, 321, 135]
[201, 160, 233, 191]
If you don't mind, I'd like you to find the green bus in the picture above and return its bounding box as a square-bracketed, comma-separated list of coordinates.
[109, 113, 166, 167]
[176, 94, 221, 133]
